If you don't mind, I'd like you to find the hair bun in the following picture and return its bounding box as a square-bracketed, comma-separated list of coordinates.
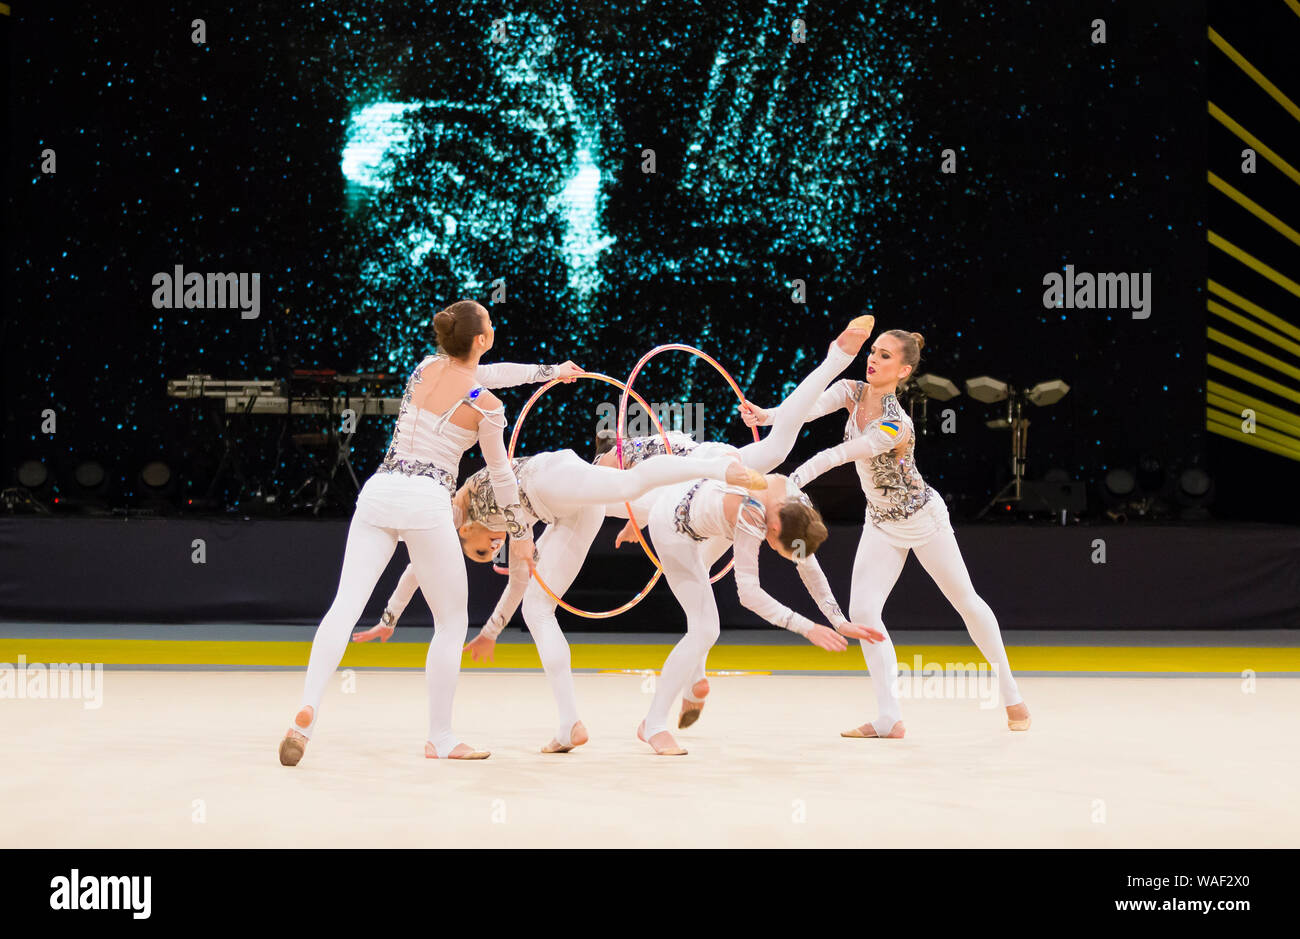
[911, 332, 925, 351]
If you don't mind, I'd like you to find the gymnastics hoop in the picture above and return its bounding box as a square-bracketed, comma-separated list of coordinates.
[617, 344, 761, 585]
[506, 371, 676, 619]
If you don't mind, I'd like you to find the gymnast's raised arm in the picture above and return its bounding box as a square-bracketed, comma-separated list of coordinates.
[738, 378, 856, 430]
[474, 360, 583, 388]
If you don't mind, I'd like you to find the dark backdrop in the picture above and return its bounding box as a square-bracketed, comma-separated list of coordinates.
[2, 0, 1292, 525]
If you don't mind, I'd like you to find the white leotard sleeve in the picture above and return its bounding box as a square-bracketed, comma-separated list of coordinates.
[477, 406, 532, 542]
[479, 536, 536, 639]
[474, 362, 562, 388]
[759, 379, 855, 427]
[793, 557, 848, 627]
[383, 564, 421, 622]
[789, 417, 910, 488]
[731, 502, 820, 637]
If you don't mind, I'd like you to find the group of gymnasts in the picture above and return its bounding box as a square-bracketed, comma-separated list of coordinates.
[278, 300, 1030, 765]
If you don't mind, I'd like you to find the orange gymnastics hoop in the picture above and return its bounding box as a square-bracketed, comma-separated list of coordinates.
[617, 344, 761, 585]
[507, 371, 676, 619]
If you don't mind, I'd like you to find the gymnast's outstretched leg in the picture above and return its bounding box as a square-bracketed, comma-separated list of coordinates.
[735, 320, 871, 474]
[517, 504, 605, 752]
[280, 517, 398, 764]
[843, 521, 910, 738]
[911, 527, 1028, 728]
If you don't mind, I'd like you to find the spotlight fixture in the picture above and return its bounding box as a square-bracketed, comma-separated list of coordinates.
[965, 376, 1009, 404]
[16, 460, 48, 489]
[3, 460, 54, 515]
[1027, 379, 1070, 406]
[970, 376, 1071, 518]
[1177, 467, 1213, 503]
[1175, 461, 1214, 520]
[73, 461, 106, 491]
[140, 461, 172, 489]
[1104, 468, 1137, 499]
[914, 373, 961, 402]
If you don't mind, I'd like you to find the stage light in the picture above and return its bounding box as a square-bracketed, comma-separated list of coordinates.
[965, 376, 1009, 404]
[1027, 379, 1070, 406]
[73, 461, 106, 490]
[140, 461, 172, 489]
[914, 373, 961, 401]
[1104, 468, 1136, 498]
[17, 460, 48, 489]
[1175, 465, 1214, 520]
[1178, 467, 1212, 500]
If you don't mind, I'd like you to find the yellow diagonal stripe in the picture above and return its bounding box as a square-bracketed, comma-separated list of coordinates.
[1208, 300, 1300, 359]
[1207, 417, 1300, 461]
[1208, 230, 1300, 297]
[1, 638, 1299, 674]
[1207, 404, 1300, 451]
[1208, 102, 1300, 187]
[1286, 0, 1300, 22]
[1207, 353, 1300, 405]
[1208, 280, 1300, 342]
[1208, 326, 1300, 381]
[1207, 382, 1300, 437]
[1208, 172, 1300, 249]
[1208, 27, 1300, 124]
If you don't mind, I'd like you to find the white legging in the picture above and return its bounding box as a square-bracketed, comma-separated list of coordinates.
[850, 521, 1023, 735]
[480, 448, 746, 746]
[642, 341, 856, 737]
[643, 527, 731, 738]
[298, 491, 469, 754]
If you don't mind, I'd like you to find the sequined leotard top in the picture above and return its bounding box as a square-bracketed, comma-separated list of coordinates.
[781, 380, 938, 525]
[376, 355, 534, 537]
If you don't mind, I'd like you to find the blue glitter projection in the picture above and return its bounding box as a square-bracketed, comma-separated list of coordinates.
[8, 0, 1207, 517]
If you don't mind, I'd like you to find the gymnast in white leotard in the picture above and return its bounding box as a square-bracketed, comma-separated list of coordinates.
[742, 329, 1031, 737]
[634, 322, 887, 756]
[277, 300, 582, 765]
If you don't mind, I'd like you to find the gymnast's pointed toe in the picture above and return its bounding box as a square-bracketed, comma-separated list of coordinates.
[678, 701, 704, 729]
[542, 720, 589, 753]
[1007, 703, 1031, 731]
[278, 730, 307, 766]
[847, 314, 875, 334]
[425, 742, 492, 760]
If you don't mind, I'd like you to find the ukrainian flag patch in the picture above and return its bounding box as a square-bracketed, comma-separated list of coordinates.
[879, 421, 900, 437]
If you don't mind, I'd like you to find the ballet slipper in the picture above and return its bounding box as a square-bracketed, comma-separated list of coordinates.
[1007, 703, 1031, 732]
[678, 678, 710, 729]
[637, 720, 687, 756]
[278, 728, 308, 766]
[835, 316, 875, 355]
[724, 462, 768, 491]
[841, 720, 905, 739]
[847, 314, 875, 334]
[279, 705, 315, 765]
[541, 720, 589, 754]
[425, 741, 491, 760]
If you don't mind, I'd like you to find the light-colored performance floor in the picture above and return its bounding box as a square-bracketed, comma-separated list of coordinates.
[2, 670, 1297, 848]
